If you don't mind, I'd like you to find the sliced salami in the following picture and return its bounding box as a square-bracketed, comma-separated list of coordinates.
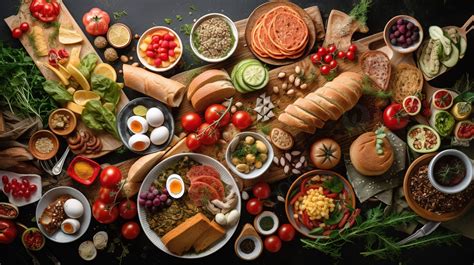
[191, 175, 225, 200]
[188, 181, 220, 206]
[186, 165, 220, 181]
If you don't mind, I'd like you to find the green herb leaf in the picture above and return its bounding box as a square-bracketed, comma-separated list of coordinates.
[91, 73, 122, 108]
[349, 0, 372, 27]
[176, 15, 183, 21]
[180, 23, 193, 36]
[322, 177, 344, 193]
[113, 10, 128, 20]
[324, 209, 344, 225]
[78, 53, 98, 80]
[82, 100, 119, 139]
[164, 18, 172, 25]
[42, 80, 73, 105]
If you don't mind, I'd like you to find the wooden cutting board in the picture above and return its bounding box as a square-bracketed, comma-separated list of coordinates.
[4, 0, 128, 158]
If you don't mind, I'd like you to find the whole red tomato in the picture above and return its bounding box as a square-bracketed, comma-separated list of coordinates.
[29, 0, 60, 23]
[231, 111, 252, 130]
[181, 112, 202, 132]
[278, 224, 296, 242]
[99, 166, 122, 188]
[119, 200, 137, 220]
[264, 235, 282, 253]
[197, 123, 221, 145]
[92, 200, 119, 224]
[346, 50, 356, 61]
[246, 198, 263, 215]
[121, 221, 140, 240]
[98, 186, 119, 204]
[0, 219, 17, 244]
[252, 182, 271, 199]
[205, 104, 230, 127]
[383, 103, 409, 130]
[82, 8, 110, 36]
[186, 133, 201, 151]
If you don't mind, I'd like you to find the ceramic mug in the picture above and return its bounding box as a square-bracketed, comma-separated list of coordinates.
[428, 149, 474, 194]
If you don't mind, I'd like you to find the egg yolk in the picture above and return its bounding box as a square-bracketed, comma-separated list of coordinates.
[132, 141, 146, 151]
[169, 179, 182, 194]
[63, 222, 74, 233]
[130, 120, 143, 133]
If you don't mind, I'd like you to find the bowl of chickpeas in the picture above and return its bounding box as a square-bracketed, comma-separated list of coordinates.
[225, 132, 274, 180]
[285, 170, 356, 239]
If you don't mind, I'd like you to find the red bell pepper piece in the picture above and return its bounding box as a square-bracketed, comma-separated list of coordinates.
[337, 211, 350, 228]
[347, 208, 361, 228]
[302, 211, 313, 229]
[290, 191, 305, 206]
[300, 178, 310, 192]
[326, 193, 338, 198]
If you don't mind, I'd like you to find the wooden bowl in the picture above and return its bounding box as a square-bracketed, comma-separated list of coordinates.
[28, 130, 59, 160]
[48, 108, 77, 136]
[284, 170, 356, 239]
[403, 153, 474, 222]
[383, 15, 423, 54]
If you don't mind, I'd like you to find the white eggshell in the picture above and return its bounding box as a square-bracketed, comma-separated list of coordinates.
[61, 218, 81, 234]
[146, 107, 164, 127]
[64, 198, 84, 218]
[150, 126, 169, 145]
[128, 134, 150, 151]
[215, 213, 227, 226]
[127, 116, 148, 134]
[226, 209, 240, 226]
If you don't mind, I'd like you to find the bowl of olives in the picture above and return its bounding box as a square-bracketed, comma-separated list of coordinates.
[384, 15, 423, 54]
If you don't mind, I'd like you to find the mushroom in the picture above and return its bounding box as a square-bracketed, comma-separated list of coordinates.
[206, 201, 221, 215]
[211, 191, 238, 214]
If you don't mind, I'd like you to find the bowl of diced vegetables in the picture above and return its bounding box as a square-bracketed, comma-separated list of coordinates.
[285, 170, 357, 239]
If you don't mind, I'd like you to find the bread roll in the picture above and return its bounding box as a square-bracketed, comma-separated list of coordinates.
[349, 132, 394, 176]
[187, 69, 230, 100]
[123, 64, 186, 107]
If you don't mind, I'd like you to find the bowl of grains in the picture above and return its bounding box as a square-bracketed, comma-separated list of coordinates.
[190, 13, 238, 63]
[29, 130, 59, 160]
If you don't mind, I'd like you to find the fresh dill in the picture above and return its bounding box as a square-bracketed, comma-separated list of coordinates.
[349, 0, 372, 27]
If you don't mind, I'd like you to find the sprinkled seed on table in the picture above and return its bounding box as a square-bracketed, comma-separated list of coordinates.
[295, 66, 301, 74]
[292, 168, 301, 174]
[280, 157, 286, 166]
[291, 150, 301, 156]
[231, 106, 237, 113]
[235, 102, 243, 108]
[300, 83, 308, 90]
[273, 156, 279, 165]
[134, 34, 140, 39]
[289, 74, 295, 83]
[294, 77, 301, 87]
[284, 165, 290, 173]
[120, 55, 129, 63]
[278, 72, 286, 79]
[282, 82, 288, 90]
[287, 89, 295, 95]
[273, 86, 279, 93]
[285, 153, 292, 161]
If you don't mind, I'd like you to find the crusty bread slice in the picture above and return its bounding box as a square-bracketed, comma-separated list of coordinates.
[294, 98, 330, 122]
[306, 93, 342, 120]
[161, 213, 211, 256]
[191, 80, 236, 112]
[187, 69, 231, 100]
[317, 85, 352, 112]
[338, 71, 365, 84]
[193, 221, 225, 253]
[359, 51, 391, 90]
[332, 74, 363, 98]
[285, 105, 325, 129]
[326, 80, 360, 107]
[278, 112, 315, 133]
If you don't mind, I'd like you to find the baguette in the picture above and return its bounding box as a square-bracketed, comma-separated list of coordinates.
[317, 85, 352, 111]
[123, 64, 186, 107]
[306, 93, 342, 120]
[328, 79, 361, 104]
[277, 113, 315, 133]
[190, 80, 236, 112]
[285, 105, 325, 129]
[332, 75, 363, 98]
[187, 70, 231, 100]
[294, 98, 330, 121]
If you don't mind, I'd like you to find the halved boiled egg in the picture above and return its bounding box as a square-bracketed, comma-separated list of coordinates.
[127, 116, 148, 134]
[166, 174, 185, 199]
[128, 134, 150, 152]
[61, 218, 81, 234]
[150, 126, 169, 145]
[146, 107, 164, 127]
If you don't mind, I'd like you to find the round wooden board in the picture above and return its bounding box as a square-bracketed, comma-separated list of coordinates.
[245, 1, 316, 66]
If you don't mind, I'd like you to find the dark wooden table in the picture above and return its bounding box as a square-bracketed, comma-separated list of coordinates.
[0, 0, 473, 264]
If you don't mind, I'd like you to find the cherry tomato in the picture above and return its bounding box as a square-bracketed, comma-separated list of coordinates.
[328, 45, 337, 54]
[12, 28, 22, 39]
[204, 104, 230, 127]
[323, 54, 333, 63]
[231, 111, 252, 129]
[346, 51, 356, 61]
[181, 112, 202, 132]
[196, 123, 220, 145]
[3, 183, 11, 193]
[92, 200, 119, 224]
[264, 235, 282, 253]
[320, 65, 330, 75]
[119, 200, 138, 220]
[19, 22, 29, 32]
[98, 186, 119, 204]
[99, 166, 122, 188]
[2, 176, 8, 185]
[186, 133, 201, 151]
[383, 103, 409, 130]
[337, 51, 346, 59]
[278, 224, 296, 241]
[348, 44, 358, 52]
[317, 47, 327, 57]
[252, 182, 271, 199]
[29, 184, 37, 193]
[246, 198, 263, 215]
[121, 221, 140, 240]
[329, 60, 338, 69]
[310, 53, 321, 64]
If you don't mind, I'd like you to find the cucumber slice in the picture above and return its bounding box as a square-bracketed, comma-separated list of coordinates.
[236, 62, 260, 92]
[459, 37, 467, 59]
[242, 64, 266, 87]
[441, 43, 459, 68]
[429, 26, 451, 56]
[231, 59, 260, 79]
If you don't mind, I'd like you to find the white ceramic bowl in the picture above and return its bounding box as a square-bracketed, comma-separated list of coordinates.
[234, 234, 263, 261]
[383, 15, 423, 54]
[253, 211, 279, 236]
[190, 13, 238, 63]
[35, 186, 91, 243]
[225, 132, 274, 180]
[137, 26, 183, 72]
[0, 170, 42, 207]
[428, 149, 473, 194]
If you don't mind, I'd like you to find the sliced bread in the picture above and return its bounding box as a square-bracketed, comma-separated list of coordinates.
[306, 93, 342, 120]
[187, 69, 231, 100]
[191, 80, 236, 112]
[326, 81, 360, 107]
[285, 104, 325, 129]
[317, 85, 352, 112]
[294, 98, 331, 122]
[278, 112, 315, 134]
[359, 51, 391, 90]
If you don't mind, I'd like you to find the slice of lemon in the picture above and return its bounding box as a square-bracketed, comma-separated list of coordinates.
[132, 105, 148, 116]
[107, 23, 132, 48]
[67, 64, 90, 90]
[73, 90, 101, 106]
[93, 63, 117, 82]
[67, 102, 85, 115]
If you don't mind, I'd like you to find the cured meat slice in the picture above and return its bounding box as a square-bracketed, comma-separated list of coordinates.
[188, 181, 220, 206]
[186, 165, 220, 181]
[191, 175, 225, 200]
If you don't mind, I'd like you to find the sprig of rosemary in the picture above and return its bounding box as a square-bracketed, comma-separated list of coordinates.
[349, 0, 372, 27]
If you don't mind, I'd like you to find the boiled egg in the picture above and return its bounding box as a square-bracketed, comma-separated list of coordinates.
[61, 218, 81, 234]
[150, 126, 169, 145]
[146, 107, 164, 127]
[128, 134, 150, 151]
[127, 116, 148, 134]
[166, 174, 185, 199]
[64, 198, 84, 219]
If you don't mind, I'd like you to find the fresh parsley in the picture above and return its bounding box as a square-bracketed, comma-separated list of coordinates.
[164, 18, 172, 25]
[176, 15, 183, 21]
[113, 10, 128, 20]
[322, 176, 344, 193]
[180, 23, 193, 36]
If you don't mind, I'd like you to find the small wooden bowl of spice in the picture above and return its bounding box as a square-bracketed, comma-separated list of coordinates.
[29, 130, 59, 160]
[48, 108, 77, 136]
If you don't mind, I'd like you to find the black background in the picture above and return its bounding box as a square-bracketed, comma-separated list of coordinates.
[0, 0, 474, 264]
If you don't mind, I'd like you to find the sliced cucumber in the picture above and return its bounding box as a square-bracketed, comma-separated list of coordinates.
[236, 62, 260, 92]
[429, 26, 451, 56]
[441, 43, 459, 68]
[242, 64, 266, 87]
[459, 36, 467, 59]
[231, 59, 259, 79]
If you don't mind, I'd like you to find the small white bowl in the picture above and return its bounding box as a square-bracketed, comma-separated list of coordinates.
[383, 15, 423, 54]
[225, 132, 274, 180]
[253, 211, 279, 236]
[428, 149, 473, 194]
[190, 13, 238, 63]
[137, 26, 183, 72]
[235, 234, 263, 261]
[165, 174, 185, 199]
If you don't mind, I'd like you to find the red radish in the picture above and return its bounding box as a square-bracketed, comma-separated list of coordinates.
[160, 40, 169, 49]
[168, 49, 175, 57]
[164, 33, 174, 41]
[146, 51, 156, 58]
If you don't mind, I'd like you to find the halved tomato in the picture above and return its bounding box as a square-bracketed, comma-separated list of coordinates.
[402, 96, 421, 116]
[432, 89, 453, 110]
